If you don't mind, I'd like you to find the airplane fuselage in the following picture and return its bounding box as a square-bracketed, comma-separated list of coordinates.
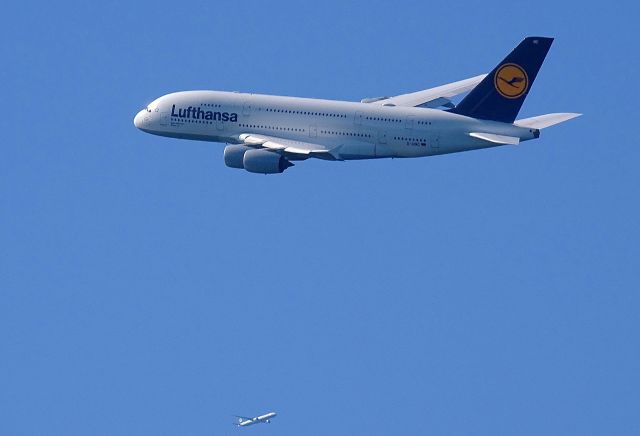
[134, 90, 538, 161]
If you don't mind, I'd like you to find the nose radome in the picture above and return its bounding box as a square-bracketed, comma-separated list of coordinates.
[133, 110, 146, 129]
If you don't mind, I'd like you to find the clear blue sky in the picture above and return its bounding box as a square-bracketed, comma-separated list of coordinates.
[1, 1, 639, 435]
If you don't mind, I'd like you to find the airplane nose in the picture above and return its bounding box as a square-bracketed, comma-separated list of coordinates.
[133, 110, 146, 129]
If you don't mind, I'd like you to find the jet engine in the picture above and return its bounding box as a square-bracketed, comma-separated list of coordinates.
[224, 144, 253, 169]
[242, 149, 294, 174]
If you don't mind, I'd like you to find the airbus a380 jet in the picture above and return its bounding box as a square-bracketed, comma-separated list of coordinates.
[134, 37, 580, 174]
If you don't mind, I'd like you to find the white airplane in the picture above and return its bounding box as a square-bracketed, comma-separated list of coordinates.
[234, 412, 277, 427]
[134, 36, 580, 174]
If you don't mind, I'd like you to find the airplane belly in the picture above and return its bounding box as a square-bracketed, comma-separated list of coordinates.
[337, 142, 377, 160]
[393, 143, 429, 158]
[375, 143, 396, 158]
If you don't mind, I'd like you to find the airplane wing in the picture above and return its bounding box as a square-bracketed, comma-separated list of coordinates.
[238, 133, 339, 160]
[362, 74, 487, 108]
[234, 415, 253, 421]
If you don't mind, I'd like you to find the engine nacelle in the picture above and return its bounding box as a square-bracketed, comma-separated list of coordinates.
[224, 144, 253, 169]
[243, 149, 294, 174]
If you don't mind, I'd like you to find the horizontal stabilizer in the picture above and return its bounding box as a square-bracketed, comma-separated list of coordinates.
[514, 113, 582, 129]
[469, 132, 520, 145]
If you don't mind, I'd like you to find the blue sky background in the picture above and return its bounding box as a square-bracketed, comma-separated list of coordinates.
[1, 1, 639, 435]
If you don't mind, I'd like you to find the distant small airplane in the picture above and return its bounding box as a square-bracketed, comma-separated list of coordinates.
[234, 412, 277, 427]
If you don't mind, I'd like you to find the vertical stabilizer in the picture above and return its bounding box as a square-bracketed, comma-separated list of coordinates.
[450, 37, 553, 123]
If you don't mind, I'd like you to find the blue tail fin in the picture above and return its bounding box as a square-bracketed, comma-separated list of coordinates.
[450, 37, 553, 123]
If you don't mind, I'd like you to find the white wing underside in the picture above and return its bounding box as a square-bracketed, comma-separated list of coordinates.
[239, 133, 337, 158]
[365, 74, 487, 108]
